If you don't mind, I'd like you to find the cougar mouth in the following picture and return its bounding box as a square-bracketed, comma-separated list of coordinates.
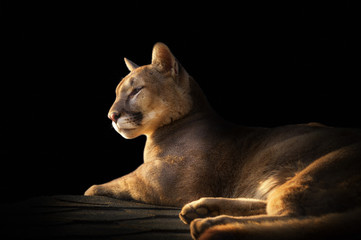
[124, 111, 143, 126]
[112, 121, 137, 131]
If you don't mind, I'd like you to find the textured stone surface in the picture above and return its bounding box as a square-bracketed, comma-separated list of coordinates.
[2, 195, 191, 240]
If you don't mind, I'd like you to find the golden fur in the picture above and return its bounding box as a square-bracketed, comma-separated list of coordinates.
[85, 43, 361, 239]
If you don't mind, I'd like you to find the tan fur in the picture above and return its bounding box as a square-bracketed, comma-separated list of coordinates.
[85, 43, 361, 239]
[199, 208, 361, 240]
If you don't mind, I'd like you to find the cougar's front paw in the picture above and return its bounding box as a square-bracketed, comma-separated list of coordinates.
[84, 185, 101, 196]
[179, 198, 220, 224]
[190, 216, 235, 240]
[190, 218, 213, 240]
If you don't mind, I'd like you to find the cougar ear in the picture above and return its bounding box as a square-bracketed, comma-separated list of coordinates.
[124, 58, 139, 71]
[151, 42, 178, 77]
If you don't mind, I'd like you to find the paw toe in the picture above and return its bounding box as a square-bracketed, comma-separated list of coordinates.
[190, 218, 212, 240]
[180, 204, 210, 224]
[180, 199, 221, 225]
[196, 207, 209, 215]
[179, 211, 198, 224]
[84, 185, 99, 196]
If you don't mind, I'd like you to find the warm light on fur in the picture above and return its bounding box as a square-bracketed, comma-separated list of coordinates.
[85, 42, 361, 240]
[106, 43, 192, 139]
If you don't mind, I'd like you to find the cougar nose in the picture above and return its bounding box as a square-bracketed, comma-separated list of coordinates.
[108, 112, 120, 122]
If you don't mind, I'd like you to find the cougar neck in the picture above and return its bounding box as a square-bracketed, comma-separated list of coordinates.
[143, 75, 221, 162]
[147, 75, 216, 140]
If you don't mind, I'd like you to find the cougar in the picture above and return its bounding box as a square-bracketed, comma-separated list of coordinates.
[85, 42, 361, 240]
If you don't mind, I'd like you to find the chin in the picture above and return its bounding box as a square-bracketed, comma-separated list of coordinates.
[119, 129, 141, 139]
[112, 122, 141, 139]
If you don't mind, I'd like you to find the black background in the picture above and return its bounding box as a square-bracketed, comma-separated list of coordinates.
[3, 1, 361, 203]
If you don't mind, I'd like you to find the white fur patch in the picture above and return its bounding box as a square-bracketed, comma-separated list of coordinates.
[112, 121, 122, 134]
[146, 110, 157, 120]
[112, 120, 136, 139]
[255, 177, 280, 199]
[116, 116, 137, 129]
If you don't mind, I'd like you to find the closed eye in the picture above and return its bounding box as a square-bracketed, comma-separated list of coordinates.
[129, 86, 144, 98]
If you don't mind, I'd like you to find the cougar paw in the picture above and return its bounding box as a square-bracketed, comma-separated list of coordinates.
[84, 185, 101, 196]
[190, 218, 213, 240]
[191, 215, 236, 240]
[179, 198, 220, 224]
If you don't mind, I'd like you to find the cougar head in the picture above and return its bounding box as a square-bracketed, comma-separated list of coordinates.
[108, 42, 192, 139]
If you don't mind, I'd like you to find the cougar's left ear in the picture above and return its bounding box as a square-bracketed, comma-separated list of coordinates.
[124, 58, 139, 71]
[151, 42, 178, 78]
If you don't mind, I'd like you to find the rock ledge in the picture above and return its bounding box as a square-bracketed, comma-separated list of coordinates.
[2, 195, 190, 240]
